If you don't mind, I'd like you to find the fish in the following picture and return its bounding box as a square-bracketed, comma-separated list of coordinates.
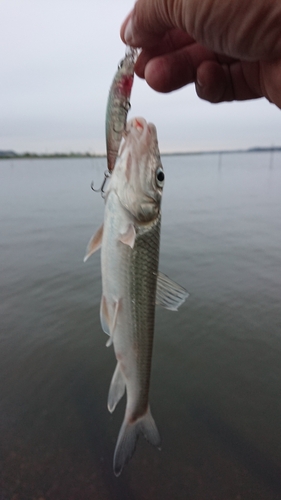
[84, 117, 188, 476]
[105, 46, 138, 173]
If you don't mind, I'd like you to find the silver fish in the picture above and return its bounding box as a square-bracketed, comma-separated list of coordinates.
[85, 117, 188, 476]
[105, 46, 138, 173]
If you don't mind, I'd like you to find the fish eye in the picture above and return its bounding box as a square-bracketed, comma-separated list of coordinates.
[118, 59, 124, 69]
[156, 167, 165, 187]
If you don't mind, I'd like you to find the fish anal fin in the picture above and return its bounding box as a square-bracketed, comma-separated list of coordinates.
[118, 223, 136, 249]
[156, 271, 189, 311]
[84, 224, 103, 262]
[113, 406, 161, 477]
[107, 362, 126, 413]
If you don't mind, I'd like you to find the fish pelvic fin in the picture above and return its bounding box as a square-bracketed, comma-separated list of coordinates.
[100, 296, 122, 346]
[107, 362, 126, 413]
[83, 224, 103, 262]
[113, 406, 161, 477]
[105, 298, 122, 347]
[156, 271, 189, 311]
[100, 295, 110, 336]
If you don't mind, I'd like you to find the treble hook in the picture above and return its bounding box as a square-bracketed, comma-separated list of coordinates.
[91, 170, 111, 197]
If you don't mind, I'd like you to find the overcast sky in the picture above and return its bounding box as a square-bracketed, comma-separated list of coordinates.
[1, 0, 281, 153]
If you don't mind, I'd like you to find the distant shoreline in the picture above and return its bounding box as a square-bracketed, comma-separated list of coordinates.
[0, 147, 281, 160]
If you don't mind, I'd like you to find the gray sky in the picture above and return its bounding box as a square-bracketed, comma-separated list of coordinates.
[1, 0, 281, 153]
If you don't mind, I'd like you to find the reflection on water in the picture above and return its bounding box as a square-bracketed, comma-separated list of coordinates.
[0, 154, 281, 499]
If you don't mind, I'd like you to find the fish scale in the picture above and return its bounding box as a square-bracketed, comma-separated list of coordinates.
[129, 218, 161, 416]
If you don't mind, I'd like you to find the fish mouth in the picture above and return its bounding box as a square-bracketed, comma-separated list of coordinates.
[119, 117, 157, 156]
[127, 117, 157, 145]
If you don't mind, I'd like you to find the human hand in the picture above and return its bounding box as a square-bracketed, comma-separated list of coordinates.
[120, 0, 281, 108]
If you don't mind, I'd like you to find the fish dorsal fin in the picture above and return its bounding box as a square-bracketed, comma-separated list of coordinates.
[118, 222, 136, 249]
[83, 224, 104, 262]
[156, 271, 189, 311]
[107, 362, 126, 413]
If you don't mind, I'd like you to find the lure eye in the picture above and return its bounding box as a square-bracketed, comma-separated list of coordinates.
[156, 167, 165, 187]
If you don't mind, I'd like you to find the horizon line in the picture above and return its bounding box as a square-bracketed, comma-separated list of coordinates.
[0, 146, 281, 159]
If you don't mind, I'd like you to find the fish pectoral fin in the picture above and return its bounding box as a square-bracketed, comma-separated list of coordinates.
[100, 297, 122, 347]
[83, 224, 103, 262]
[118, 222, 136, 249]
[107, 362, 126, 413]
[113, 406, 161, 477]
[156, 271, 189, 311]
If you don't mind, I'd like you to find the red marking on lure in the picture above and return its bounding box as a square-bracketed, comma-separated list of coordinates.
[120, 74, 134, 96]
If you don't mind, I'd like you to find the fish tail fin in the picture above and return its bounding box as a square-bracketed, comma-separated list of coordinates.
[113, 406, 161, 477]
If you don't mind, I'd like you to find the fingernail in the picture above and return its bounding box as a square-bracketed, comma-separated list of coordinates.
[196, 76, 203, 87]
[124, 18, 134, 44]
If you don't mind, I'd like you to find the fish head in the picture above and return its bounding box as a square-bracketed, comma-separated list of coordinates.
[110, 117, 164, 223]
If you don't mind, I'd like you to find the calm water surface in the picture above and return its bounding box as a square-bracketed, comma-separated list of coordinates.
[0, 153, 281, 499]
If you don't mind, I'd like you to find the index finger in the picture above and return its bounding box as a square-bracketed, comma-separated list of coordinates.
[120, 0, 186, 47]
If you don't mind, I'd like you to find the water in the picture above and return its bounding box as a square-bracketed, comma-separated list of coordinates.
[0, 153, 281, 499]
